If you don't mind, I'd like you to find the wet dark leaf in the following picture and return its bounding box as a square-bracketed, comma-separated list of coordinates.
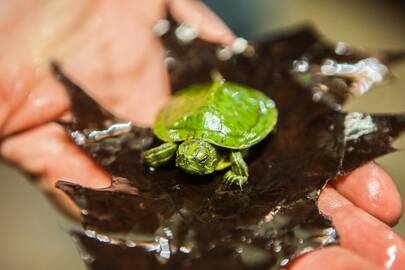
[53, 13, 405, 270]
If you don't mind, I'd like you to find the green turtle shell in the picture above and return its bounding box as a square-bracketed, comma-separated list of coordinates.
[153, 80, 278, 149]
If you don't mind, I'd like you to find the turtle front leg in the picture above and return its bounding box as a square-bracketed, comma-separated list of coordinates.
[143, 142, 177, 168]
[224, 151, 249, 188]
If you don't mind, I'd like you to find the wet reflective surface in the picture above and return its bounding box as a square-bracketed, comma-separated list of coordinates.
[52, 13, 405, 270]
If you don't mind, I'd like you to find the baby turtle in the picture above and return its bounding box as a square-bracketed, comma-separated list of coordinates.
[144, 74, 278, 187]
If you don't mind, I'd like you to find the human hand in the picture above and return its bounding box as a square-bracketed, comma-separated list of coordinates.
[0, 1, 404, 269]
[290, 163, 404, 270]
[0, 0, 234, 217]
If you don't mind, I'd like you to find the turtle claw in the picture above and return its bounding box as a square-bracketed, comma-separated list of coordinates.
[224, 171, 248, 188]
[223, 151, 249, 188]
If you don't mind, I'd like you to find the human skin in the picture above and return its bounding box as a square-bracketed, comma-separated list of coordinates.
[0, 1, 404, 269]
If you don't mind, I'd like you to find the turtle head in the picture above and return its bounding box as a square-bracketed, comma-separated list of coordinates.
[176, 139, 218, 175]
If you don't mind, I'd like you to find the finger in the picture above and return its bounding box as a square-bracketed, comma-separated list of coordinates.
[0, 0, 171, 132]
[0, 123, 110, 219]
[0, 75, 68, 137]
[170, 0, 235, 45]
[0, 1, 89, 135]
[333, 162, 402, 225]
[52, 0, 235, 125]
[36, 0, 172, 127]
[318, 186, 405, 270]
[0, 0, 234, 136]
[288, 246, 382, 270]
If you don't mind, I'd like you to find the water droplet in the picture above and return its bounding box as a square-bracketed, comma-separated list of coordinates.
[268, 163, 273, 169]
[175, 24, 198, 43]
[88, 122, 132, 141]
[312, 91, 322, 102]
[153, 19, 170, 36]
[335, 42, 348, 55]
[109, 238, 120, 245]
[96, 234, 110, 243]
[179, 246, 191, 254]
[280, 258, 289, 266]
[236, 246, 244, 254]
[232, 38, 248, 54]
[298, 238, 304, 244]
[171, 184, 181, 191]
[273, 240, 282, 253]
[125, 240, 136, 247]
[216, 46, 233, 61]
[306, 190, 320, 201]
[293, 59, 309, 72]
[158, 237, 171, 259]
[84, 229, 97, 238]
[71, 131, 86, 145]
[321, 58, 388, 96]
[163, 227, 174, 239]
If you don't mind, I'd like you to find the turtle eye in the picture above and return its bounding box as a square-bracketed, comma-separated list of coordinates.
[196, 151, 208, 162]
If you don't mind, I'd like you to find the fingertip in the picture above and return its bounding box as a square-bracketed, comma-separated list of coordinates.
[1, 123, 111, 219]
[318, 186, 405, 270]
[1, 122, 111, 187]
[39, 178, 82, 222]
[1, 76, 69, 137]
[287, 246, 381, 270]
[317, 185, 353, 217]
[170, 0, 235, 45]
[50, 125, 111, 189]
[333, 162, 403, 225]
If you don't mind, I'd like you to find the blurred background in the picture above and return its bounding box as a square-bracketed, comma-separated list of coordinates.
[0, 1, 404, 269]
